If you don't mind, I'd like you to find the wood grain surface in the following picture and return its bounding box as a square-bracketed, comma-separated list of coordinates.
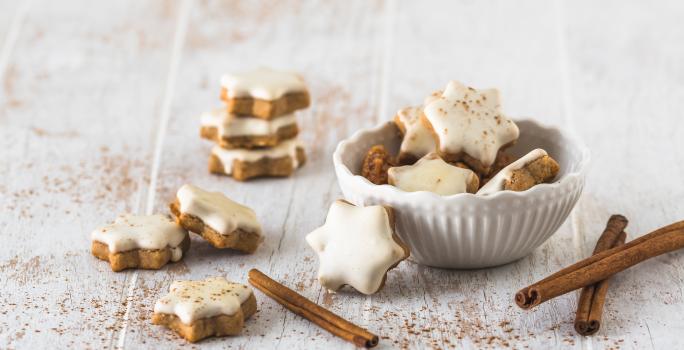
[1, 0, 683, 349]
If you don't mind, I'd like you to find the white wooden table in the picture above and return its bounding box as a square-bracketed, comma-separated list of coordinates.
[1, 0, 683, 349]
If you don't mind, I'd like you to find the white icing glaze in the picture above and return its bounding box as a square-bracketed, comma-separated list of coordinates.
[211, 138, 302, 174]
[423, 81, 519, 167]
[220, 67, 307, 100]
[154, 277, 253, 325]
[388, 153, 478, 196]
[396, 106, 436, 159]
[91, 214, 187, 261]
[477, 148, 548, 195]
[201, 109, 297, 137]
[177, 184, 262, 236]
[305, 200, 406, 295]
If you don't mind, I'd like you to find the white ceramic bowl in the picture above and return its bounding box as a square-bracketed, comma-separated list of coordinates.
[333, 119, 589, 269]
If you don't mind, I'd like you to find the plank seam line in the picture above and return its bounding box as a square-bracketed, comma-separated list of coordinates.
[0, 0, 32, 98]
[112, 1, 190, 348]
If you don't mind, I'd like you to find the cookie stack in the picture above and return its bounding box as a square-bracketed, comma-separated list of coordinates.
[200, 67, 310, 181]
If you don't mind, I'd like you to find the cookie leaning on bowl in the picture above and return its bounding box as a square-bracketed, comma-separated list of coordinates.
[306, 200, 410, 295]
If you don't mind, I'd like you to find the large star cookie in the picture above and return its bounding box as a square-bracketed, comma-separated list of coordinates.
[152, 277, 257, 343]
[170, 184, 263, 253]
[388, 153, 479, 195]
[477, 149, 560, 195]
[306, 200, 410, 295]
[421, 81, 519, 175]
[91, 214, 190, 272]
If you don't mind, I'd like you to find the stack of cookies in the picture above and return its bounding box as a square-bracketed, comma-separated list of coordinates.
[200, 67, 310, 181]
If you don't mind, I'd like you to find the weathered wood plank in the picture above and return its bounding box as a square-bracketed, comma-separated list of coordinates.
[119, 0, 387, 348]
[369, 1, 583, 348]
[0, 0, 182, 348]
[564, 0, 684, 348]
[1, 0, 683, 348]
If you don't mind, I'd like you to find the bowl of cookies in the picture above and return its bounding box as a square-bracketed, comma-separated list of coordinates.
[333, 81, 589, 269]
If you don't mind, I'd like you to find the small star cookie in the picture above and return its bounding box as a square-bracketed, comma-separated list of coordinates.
[393, 92, 442, 164]
[421, 81, 519, 175]
[208, 138, 307, 181]
[200, 108, 299, 149]
[91, 214, 190, 272]
[477, 149, 560, 195]
[170, 184, 263, 253]
[388, 153, 479, 195]
[152, 277, 257, 343]
[220, 67, 310, 119]
[394, 106, 437, 164]
[306, 200, 410, 295]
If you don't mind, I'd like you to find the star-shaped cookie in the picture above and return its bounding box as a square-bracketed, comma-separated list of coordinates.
[221, 67, 307, 101]
[152, 277, 257, 342]
[388, 153, 479, 195]
[170, 184, 263, 253]
[421, 81, 519, 174]
[393, 92, 442, 164]
[306, 200, 410, 295]
[90, 214, 190, 271]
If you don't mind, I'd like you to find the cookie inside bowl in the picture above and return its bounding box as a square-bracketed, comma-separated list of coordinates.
[333, 119, 588, 268]
[342, 120, 585, 193]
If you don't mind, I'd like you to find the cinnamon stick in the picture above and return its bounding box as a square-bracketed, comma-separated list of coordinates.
[516, 219, 684, 310]
[248, 269, 379, 348]
[574, 215, 628, 335]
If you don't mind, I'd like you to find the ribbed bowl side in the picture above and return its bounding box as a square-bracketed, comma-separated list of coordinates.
[334, 120, 589, 269]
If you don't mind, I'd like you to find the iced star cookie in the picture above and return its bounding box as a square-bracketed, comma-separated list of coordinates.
[388, 153, 479, 195]
[220, 67, 310, 119]
[361, 145, 396, 185]
[393, 92, 441, 164]
[306, 200, 410, 295]
[208, 138, 306, 181]
[394, 106, 437, 164]
[169, 184, 263, 253]
[477, 149, 560, 195]
[91, 214, 190, 272]
[152, 277, 257, 343]
[421, 81, 520, 175]
[200, 109, 299, 149]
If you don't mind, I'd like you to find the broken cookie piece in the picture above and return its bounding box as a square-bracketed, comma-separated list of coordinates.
[91, 214, 190, 272]
[361, 145, 396, 185]
[477, 149, 560, 195]
[388, 153, 479, 195]
[152, 277, 257, 343]
[170, 184, 263, 253]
